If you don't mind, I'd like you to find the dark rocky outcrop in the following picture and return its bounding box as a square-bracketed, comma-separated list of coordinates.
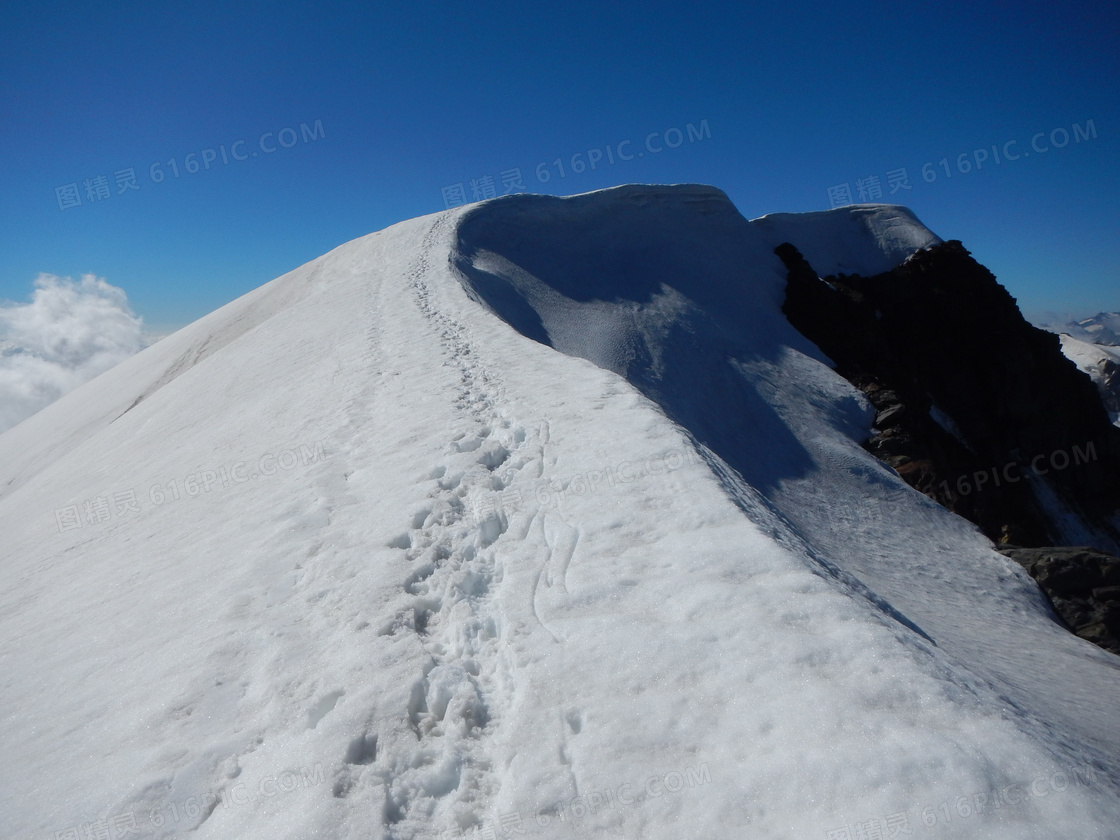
[1096, 355, 1120, 420]
[998, 546, 1120, 655]
[777, 239, 1120, 552]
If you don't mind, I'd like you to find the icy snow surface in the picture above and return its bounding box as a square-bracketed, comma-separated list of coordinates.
[1059, 334, 1120, 426]
[750, 203, 943, 278]
[1, 184, 1117, 839]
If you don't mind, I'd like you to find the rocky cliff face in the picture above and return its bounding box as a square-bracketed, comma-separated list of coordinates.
[777, 239, 1120, 553]
[1102, 357, 1120, 420]
[998, 546, 1120, 655]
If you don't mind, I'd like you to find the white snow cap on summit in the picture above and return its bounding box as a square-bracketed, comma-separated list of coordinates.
[751, 203, 943, 277]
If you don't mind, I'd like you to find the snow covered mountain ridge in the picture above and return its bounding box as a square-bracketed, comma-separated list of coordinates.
[1032, 313, 1120, 428]
[1042, 312, 1120, 347]
[1060, 336, 1120, 426]
[2, 184, 1118, 840]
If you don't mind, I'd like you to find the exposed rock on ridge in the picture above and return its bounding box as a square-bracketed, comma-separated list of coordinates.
[998, 546, 1120, 655]
[777, 239, 1120, 552]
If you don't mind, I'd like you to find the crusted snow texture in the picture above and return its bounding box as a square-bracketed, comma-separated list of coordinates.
[1, 184, 1118, 840]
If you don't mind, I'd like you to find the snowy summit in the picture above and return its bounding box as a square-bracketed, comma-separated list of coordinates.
[1, 184, 1118, 840]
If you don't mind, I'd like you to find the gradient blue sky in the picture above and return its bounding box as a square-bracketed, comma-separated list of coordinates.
[2, 0, 1116, 332]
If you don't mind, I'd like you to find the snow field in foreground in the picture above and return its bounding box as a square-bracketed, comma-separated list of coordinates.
[1, 188, 1117, 839]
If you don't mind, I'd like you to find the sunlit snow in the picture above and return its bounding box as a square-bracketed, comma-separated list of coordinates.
[1, 185, 1117, 840]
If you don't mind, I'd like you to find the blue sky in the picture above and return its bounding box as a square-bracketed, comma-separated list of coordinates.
[2, 0, 1117, 332]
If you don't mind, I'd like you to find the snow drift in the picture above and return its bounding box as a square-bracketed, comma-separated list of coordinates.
[1, 185, 1118, 840]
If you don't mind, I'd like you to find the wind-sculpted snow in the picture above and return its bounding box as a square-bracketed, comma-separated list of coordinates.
[1, 185, 1118, 840]
[453, 184, 851, 498]
[751, 203, 943, 278]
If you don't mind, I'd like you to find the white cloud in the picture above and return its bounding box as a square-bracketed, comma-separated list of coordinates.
[0, 273, 146, 434]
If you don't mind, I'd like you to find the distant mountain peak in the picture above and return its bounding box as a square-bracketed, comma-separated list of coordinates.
[1041, 311, 1120, 346]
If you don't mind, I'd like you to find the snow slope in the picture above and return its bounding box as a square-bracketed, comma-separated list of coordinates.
[1, 186, 1118, 840]
[1059, 334, 1120, 426]
[750, 203, 943, 277]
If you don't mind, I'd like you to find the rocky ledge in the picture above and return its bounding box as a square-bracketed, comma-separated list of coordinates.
[777, 238, 1120, 657]
[777, 238, 1120, 552]
[998, 546, 1120, 655]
